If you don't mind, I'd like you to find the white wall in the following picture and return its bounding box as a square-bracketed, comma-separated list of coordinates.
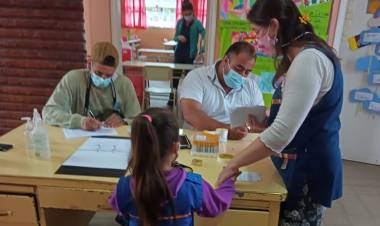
[338, 0, 380, 165]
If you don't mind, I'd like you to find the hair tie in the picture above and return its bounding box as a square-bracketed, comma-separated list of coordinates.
[142, 114, 152, 122]
[299, 14, 310, 25]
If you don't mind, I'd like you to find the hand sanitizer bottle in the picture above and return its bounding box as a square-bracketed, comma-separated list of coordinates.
[31, 108, 51, 160]
[21, 117, 34, 154]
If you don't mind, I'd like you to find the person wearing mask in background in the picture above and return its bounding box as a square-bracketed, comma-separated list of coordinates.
[218, 0, 344, 225]
[180, 41, 264, 140]
[43, 42, 141, 131]
[169, 0, 206, 106]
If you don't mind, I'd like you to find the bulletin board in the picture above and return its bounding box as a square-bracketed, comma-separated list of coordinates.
[215, 0, 341, 107]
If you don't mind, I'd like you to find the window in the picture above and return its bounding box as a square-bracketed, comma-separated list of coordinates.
[145, 0, 177, 28]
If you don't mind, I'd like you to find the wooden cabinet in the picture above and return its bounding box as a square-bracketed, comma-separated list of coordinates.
[195, 209, 269, 226]
[0, 194, 38, 226]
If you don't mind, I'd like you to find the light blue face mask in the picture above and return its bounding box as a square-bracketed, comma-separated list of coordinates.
[91, 73, 112, 88]
[223, 60, 246, 89]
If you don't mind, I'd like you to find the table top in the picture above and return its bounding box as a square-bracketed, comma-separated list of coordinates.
[0, 126, 286, 200]
[123, 61, 201, 71]
[138, 48, 174, 54]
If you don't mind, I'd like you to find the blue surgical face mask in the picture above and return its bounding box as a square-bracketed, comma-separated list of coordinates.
[223, 60, 246, 89]
[91, 73, 112, 88]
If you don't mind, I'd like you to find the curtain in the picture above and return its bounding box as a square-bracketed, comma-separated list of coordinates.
[121, 0, 147, 29]
[176, 0, 207, 27]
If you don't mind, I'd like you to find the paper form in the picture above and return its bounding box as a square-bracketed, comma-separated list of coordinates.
[62, 137, 131, 170]
[237, 172, 262, 182]
[230, 106, 266, 127]
[63, 127, 118, 139]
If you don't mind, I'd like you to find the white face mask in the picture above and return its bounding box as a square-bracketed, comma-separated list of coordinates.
[184, 15, 194, 22]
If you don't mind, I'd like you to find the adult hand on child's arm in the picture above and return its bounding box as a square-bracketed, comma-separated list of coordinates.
[228, 126, 248, 140]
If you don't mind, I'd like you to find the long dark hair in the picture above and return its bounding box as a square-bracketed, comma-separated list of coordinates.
[128, 108, 179, 226]
[247, 0, 336, 86]
[182, 0, 194, 12]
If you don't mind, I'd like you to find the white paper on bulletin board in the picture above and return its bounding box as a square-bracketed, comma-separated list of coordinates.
[338, 0, 380, 165]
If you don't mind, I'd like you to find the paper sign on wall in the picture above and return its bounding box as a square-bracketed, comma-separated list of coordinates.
[349, 88, 375, 102]
[363, 96, 380, 114]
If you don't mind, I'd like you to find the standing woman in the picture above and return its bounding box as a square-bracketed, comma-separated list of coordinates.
[169, 0, 206, 106]
[217, 0, 343, 225]
[174, 0, 206, 65]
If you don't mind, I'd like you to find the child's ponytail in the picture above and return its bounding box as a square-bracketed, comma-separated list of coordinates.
[128, 108, 179, 226]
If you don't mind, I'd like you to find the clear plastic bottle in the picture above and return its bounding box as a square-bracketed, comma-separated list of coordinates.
[21, 117, 34, 154]
[31, 108, 51, 160]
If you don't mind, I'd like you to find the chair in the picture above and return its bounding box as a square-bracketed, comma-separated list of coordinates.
[143, 66, 179, 111]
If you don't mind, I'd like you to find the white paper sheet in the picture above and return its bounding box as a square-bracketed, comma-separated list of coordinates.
[230, 106, 266, 127]
[63, 127, 118, 139]
[237, 172, 262, 182]
[62, 137, 131, 170]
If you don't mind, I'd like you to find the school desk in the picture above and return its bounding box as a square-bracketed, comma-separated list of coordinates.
[0, 125, 286, 226]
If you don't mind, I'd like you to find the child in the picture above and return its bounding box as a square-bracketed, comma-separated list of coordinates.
[109, 108, 235, 226]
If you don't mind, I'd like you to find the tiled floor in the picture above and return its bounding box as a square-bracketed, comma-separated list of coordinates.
[89, 161, 380, 226]
[323, 161, 380, 226]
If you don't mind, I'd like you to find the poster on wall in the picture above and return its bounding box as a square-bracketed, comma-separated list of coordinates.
[347, 3, 380, 116]
[220, 0, 254, 20]
[368, 0, 380, 14]
[217, 0, 336, 106]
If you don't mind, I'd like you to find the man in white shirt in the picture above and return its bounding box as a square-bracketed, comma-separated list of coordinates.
[180, 41, 264, 140]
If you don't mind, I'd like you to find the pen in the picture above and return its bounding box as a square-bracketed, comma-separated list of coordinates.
[88, 109, 96, 119]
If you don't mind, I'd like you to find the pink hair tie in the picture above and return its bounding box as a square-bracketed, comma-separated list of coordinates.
[142, 114, 152, 122]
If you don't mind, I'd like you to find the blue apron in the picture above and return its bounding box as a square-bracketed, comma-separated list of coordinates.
[116, 172, 203, 226]
[268, 45, 343, 208]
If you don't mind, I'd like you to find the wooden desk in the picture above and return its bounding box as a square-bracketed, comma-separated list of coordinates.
[0, 126, 286, 226]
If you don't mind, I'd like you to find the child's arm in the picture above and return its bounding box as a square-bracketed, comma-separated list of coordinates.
[197, 178, 235, 217]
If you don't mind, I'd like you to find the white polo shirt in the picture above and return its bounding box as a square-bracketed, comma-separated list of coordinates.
[179, 62, 264, 128]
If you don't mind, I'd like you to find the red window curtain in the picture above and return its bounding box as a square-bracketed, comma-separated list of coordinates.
[121, 0, 147, 29]
[176, 0, 207, 27]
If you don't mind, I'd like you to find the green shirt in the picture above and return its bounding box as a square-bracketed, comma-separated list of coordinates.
[42, 69, 141, 128]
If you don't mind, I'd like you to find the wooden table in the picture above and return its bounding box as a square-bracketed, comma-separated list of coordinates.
[0, 126, 286, 226]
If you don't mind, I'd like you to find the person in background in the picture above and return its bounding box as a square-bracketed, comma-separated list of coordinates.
[174, 0, 206, 65]
[169, 0, 206, 106]
[43, 42, 141, 131]
[109, 108, 235, 226]
[180, 41, 264, 140]
[217, 0, 343, 225]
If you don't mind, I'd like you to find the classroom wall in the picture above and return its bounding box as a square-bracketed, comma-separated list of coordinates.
[0, 0, 86, 135]
[125, 28, 176, 49]
[338, 0, 380, 165]
[83, 0, 112, 55]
